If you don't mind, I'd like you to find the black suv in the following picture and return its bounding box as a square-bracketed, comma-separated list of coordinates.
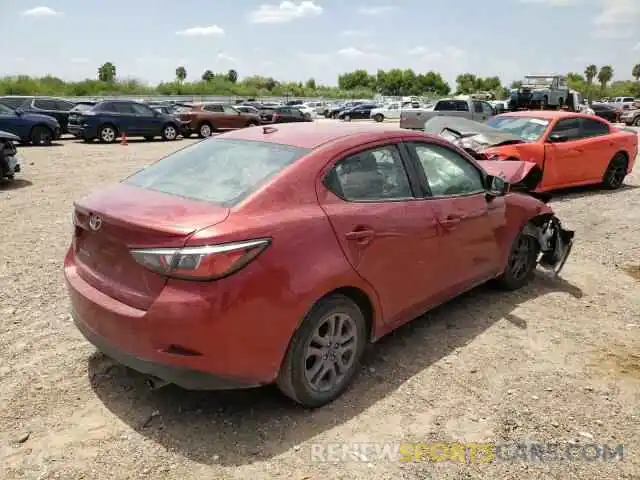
[0, 96, 76, 133]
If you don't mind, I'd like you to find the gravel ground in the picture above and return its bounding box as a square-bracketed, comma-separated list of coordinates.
[0, 131, 639, 480]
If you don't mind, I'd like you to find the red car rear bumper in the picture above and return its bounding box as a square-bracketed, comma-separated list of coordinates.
[64, 248, 296, 390]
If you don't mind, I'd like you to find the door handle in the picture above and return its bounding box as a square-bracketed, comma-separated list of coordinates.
[439, 214, 463, 229]
[345, 229, 375, 242]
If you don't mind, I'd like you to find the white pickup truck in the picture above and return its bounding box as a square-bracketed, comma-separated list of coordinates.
[369, 101, 421, 122]
[399, 97, 496, 130]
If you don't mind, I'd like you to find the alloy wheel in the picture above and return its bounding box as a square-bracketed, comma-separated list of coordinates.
[508, 235, 534, 281]
[164, 125, 177, 140]
[303, 312, 358, 393]
[101, 127, 116, 143]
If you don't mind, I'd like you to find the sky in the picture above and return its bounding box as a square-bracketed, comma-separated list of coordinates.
[1, 0, 639, 87]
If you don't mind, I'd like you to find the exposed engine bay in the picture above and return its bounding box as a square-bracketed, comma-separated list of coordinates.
[0, 130, 21, 180]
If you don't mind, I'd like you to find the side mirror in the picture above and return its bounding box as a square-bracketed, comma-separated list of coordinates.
[547, 133, 568, 143]
[485, 175, 509, 198]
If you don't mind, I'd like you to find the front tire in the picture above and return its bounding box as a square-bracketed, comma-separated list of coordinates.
[98, 125, 117, 144]
[161, 124, 178, 141]
[30, 126, 53, 146]
[277, 294, 367, 408]
[493, 231, 540, 291]
[633, 117, 640, 127]
[602, 153, 628, 190]
[198, 122, 213, 138]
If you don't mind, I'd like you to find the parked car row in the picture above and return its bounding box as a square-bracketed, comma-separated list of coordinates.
[0, 95, 320, 145]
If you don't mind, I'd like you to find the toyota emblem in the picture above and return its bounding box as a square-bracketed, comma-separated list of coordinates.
[88, 214, 103, 232]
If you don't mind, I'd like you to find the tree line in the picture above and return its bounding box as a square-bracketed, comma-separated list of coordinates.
[0, 61, 639, 99]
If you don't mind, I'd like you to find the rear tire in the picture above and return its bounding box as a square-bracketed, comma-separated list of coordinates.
[633, 117, 640, 127]
[493, 230, 540, 291]
[602, 153, 628, 190]
[373, 114, 384, 123]
[30, 126, 53, 146]
[277, 294, 367, 408]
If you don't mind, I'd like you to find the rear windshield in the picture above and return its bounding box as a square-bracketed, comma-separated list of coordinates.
[125, 139, 310, 206]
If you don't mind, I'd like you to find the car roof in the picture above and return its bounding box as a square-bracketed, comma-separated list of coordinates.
[497, 110, 595, 120]
[218, 122, 423, 149]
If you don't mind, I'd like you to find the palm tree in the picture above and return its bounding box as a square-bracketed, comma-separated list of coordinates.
[597, 65, 613, 91]
[584, 65, 598, 101]
[97, 62, 116, 82]
[175, 66, 187, 83]
[201, 70, 214, 82]
[633, 64, 640, 82]
[226, 69, 238, 83]
[584, 65, 597, 85]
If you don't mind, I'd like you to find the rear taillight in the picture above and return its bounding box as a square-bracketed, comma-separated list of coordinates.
[130, 238, 270, 281]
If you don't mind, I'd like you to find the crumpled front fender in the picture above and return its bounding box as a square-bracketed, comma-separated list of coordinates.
[524, 214, 575, 277]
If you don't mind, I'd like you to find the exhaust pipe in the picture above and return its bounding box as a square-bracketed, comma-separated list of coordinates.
[146, 375, 170, 390]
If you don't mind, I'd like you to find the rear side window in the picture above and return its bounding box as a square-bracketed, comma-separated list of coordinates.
[325, 145, 412, 201]
[204, 104, 224, 112]
[581, 118, 609, 137]
[125, 139, 310, 206]
[435, 100, 469, 112]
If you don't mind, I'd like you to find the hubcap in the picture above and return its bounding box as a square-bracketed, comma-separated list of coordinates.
[304, 312, 358, 392]
[509, 236, 533, 280]
[102, 128, 115, 142]
[201, 125, 211, 137]
[165, 126, 177, 139]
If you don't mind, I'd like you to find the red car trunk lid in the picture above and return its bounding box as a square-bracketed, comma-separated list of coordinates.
[72, 183, 229, 310]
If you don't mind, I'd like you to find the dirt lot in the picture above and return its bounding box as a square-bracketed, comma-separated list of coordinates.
[0, 133, 639, 480]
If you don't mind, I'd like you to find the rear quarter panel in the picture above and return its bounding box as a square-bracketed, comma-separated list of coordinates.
[614, 129, 638, 172]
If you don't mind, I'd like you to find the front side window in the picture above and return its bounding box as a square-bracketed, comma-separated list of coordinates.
[126, 139, 310, 206]
[130, 103, 154, 115]
[550, 118, 581, 140]
[33, 99, 58, 110]
[410, 143, 485, 197]
[325, 145, 412, 201]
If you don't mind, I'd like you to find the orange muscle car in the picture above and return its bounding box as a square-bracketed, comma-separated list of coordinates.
[424, 111, 638, 192]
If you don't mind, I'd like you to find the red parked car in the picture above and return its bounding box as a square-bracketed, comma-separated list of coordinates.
[64, 123, 574, 408]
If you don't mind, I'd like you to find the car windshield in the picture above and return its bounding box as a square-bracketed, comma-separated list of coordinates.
[523, 76, 554, 87]
[0, 104, 16, 115]
[486, 116, 550, 142]
[125, 139, 310, 207]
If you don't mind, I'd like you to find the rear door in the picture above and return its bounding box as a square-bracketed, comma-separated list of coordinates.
[112, 102, 137, 134]
[203, 104, 228, 127]
[317, 142, 445, 325]
[578, 117, 617, 182]
[405, 141, 503, 292]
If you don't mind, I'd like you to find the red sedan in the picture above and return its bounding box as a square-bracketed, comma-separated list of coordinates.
[64, 123, 574, 408]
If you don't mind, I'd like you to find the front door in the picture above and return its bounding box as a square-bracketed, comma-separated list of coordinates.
[317, 142, 445, 324]
[542, 117, 586, 188]
[405, 141, 503, 293]
[130, 103, 162, 136]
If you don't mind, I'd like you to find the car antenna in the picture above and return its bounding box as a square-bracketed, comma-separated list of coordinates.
[262, 126, 278, 134]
